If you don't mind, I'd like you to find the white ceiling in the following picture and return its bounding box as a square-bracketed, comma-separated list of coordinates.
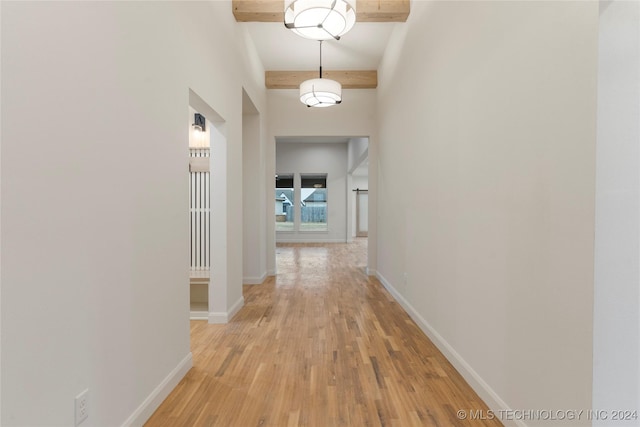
[244, 22, 398, 71]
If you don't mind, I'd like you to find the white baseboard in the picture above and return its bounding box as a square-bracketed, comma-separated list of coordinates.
[243, 272, 267, 285]
[276, 238, 346, 243]
[121, 352, 193, 427]
[208, 296, 244, 324]
[228, 296, 244, 319]
[375, 272, 525, 427]
[267, 269, 276, 276]
[366, 268, 377, 276]
[190, 310, 208, 320]
[208, 311, 227, 323]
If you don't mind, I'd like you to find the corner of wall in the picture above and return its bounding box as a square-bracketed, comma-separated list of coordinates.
[0, 0, 3, 419]
[120, 353, 193, 427]
[208, 296, 244, 324]
[375, 273, 525, 427]
[243, 272, 268, 285]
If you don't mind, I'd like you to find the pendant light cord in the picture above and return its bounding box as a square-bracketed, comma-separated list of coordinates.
[319, 41, 323, 79]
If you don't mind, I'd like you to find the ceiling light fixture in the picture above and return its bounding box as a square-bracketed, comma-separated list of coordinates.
[284, 0, 356, 41]
[300, 41, 342, 108]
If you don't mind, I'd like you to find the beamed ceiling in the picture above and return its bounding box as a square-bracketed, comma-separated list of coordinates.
[233, 0, 410, 89]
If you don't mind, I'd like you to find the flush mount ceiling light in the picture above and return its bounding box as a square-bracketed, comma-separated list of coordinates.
[284, 0, 356, 41]
[300, 41, 342, 108]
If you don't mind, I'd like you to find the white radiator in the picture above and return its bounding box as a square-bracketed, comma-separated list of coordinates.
[189, 148, 210, 275]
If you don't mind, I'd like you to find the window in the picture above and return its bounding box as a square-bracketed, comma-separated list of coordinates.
[300, 174, 327, 231]
[275, 174, 294, 231]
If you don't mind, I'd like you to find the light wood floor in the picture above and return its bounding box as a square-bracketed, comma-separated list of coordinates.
[145, 239, 503, 426]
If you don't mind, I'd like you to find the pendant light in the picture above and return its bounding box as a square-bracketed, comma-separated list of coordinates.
[284, 0, 356, 41]
[299, 41, 342, 108]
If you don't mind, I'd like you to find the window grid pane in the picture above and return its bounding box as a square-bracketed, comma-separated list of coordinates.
[275, 174, 294, 231]
[300, 174, 327, 232]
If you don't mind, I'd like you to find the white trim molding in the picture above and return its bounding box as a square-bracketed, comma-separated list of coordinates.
[208, 296, 245, 324]
[243, 272, 268, 285]
[228, 296, 244, 319]
[276, 238, 347, 243]
[375, 272, 525, 427]
[190, 310, 209, 320]
[120, 353, 193, 427]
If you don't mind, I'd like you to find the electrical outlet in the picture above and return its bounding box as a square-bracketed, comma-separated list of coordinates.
[75, 389, 89, 426]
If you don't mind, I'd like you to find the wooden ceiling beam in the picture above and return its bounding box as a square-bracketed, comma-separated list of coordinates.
[356, 0, 410, 22]
[233, 0, 410, 23]
[266, 70, 377, 89]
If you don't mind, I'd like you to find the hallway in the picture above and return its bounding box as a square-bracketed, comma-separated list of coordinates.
[146, 240, 502, 426]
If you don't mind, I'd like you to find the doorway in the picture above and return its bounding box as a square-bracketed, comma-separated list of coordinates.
[269, 135, 375, 277]
[188, 106, 211, 318]
[188, 89, 228, 323]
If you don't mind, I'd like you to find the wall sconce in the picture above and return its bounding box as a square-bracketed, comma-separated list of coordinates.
[192, 113, 206, 132]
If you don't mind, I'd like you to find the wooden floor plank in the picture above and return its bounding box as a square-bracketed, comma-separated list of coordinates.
[145, 239, 502, 427]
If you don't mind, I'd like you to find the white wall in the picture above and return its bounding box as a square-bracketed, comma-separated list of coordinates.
[0, 1, 3, 419]
[276, 142, 348, 242]
[268, 90, 377, 137]
[267, 90, 378, 273]
[348, 137, 368, 173]
[377, 2, 598, 425]
[243, 91, 268, 284]
[593, 1, 640, 422]
[1, 1, 266, 425]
